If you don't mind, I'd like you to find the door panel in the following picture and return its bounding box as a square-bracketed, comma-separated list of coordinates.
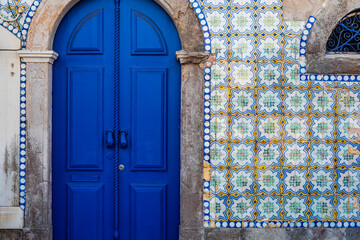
[67, 184, 104, 240]
[131, 10, 167, 55]
[67, 67, 104, 170]
[53, 0, 181, 239]
[131, 68, 167, 170]
[68, 9, 104, 54]
[53, 0, 114, 239]
[120, 0, 181, 240]
[118, 1, 181, 238]
[130, 184, 167, 240]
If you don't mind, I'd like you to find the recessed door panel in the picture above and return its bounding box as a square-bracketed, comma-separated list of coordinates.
[131, 10, 167, 55]
[68, 9, 104, 54]
[67, 68, 104, 170]
[67, 184, 104, 240]
[130, 184, 166, 240]
[131, 68, 167, 170]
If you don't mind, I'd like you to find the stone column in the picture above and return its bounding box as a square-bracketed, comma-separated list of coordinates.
[177, 50, 209, 240]
[18, 50, 58, 240]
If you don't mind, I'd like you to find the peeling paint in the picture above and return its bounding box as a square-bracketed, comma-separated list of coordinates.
[348, 146, 360, 155]
[349, 128, 360, 143]
[203, 161, 212, 181]
[204, 53, 216, 68]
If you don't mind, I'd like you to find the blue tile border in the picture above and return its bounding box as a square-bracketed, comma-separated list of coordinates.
[19, 62, 26, 210]
[21, 0, 42, 47]
[203, 220, 360, 228]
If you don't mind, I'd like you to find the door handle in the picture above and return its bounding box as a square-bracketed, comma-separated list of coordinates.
[119, 130, 128, 149]
[105, 131, 115, 149]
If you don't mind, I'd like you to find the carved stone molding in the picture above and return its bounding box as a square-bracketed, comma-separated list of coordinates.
[18, 50, 59, 64]
[176, 50, 210, 65]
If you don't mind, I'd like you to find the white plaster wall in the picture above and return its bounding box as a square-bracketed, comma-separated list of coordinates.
[0, 26, 21, 206]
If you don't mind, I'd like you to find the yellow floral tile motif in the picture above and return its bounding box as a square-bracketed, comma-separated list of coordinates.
[200, 0, 360, 228]
[0, 0, 41, 45]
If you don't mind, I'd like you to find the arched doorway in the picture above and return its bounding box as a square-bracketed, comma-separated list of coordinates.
[52, 0, 181, 239]
[19, 0, 206, 238]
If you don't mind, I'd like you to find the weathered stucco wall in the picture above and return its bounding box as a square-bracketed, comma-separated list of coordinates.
[283, 0, 329, 21]
[0, 27, 21, 207]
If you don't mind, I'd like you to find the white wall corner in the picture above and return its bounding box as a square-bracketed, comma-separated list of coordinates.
[0, 207, 24, 229]
[0, 27, 21, 50]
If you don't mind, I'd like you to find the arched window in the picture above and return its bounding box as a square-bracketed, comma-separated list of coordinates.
[326, 9, 360, 53]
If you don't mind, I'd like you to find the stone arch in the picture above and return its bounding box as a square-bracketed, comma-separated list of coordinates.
[20, 0, 207, 239]
[26, 0, 204, 52]
[306, 0, 360, 74]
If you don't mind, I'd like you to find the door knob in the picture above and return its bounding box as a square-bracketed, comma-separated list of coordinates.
[119, 130, 128, 149]
[119, 164, 125, 171]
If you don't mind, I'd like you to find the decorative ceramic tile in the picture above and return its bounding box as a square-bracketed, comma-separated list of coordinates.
[199, 0, 360, 228]
[0, 0, 42, 46]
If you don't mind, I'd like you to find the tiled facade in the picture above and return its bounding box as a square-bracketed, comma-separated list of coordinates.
[200, 0, 360, 228]
[1, 0, 360, 230]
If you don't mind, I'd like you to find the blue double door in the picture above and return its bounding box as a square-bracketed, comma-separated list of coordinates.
[52, 0, 181, 239]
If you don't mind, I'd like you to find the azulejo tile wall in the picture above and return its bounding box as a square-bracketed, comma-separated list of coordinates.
[199, 0, 360, 228]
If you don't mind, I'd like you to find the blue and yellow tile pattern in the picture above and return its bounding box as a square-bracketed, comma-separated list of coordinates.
[0, 0, 42, 46]
[199, 0, 360, 228]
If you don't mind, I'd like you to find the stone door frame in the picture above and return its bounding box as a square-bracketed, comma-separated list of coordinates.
[19, 0, 207, 239]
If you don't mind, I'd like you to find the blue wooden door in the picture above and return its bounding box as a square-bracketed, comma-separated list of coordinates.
[52, 0, 181, 239]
